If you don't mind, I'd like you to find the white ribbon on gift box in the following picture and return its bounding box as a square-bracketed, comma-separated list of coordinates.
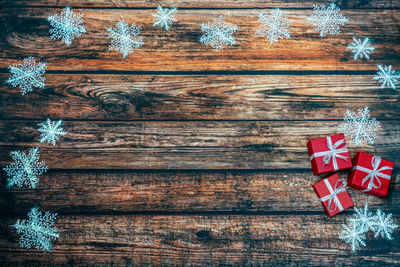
[351, 155, 393, 192]
[309, 136, 349, 171]
[319, 179, 347, 212]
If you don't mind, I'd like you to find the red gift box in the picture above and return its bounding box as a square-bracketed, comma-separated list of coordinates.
[348, 152, 394, 197]
[313, 173, 354, 217]
[307, 134, 352, 175]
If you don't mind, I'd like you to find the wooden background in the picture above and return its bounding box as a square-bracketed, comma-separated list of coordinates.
[0, 0, 399, 265]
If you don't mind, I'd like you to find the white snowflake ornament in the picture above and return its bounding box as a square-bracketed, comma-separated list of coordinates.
[373, 65, 400, 90]
[370, 209, 398, 240]
[47, 7, 86, 46]
[200, 16, 238, 51]
[348, 204, 375, 232]
[14, 207, 59, 251]
[256, 8, 291, 44]
[38, 119, 67, 146]
[3, 148, 48, 189]
[153, 6, 177, 31]
[340, 106, 380, 146]
[347, 37, 375, 60]
[307, 3, 348, 37]
[339, 221, 367, 253]
[107, 20, 144, 58]
[6, 57, 47, 95]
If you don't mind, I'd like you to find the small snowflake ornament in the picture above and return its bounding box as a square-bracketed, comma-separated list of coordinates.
[373, 65, 400, 90]
[370, 209, 398, 240]
[14, 207, 59, 251]
[153, 6, 177, 31]
[3, 148, 47, 189]
[348, 204, 375, 232]
[47, 7, 86, 46]
[107, 20, 144, 58]
[307, 3, 348, 37]
[339, 221, 367, 253]
[6, 57, 47, 95]
[38, 119, 67, 146]
[256, 8, 291, 44]
[340, 106, 380, 146]
[347, 37, 375, 60]
[200, 16, 238, 51]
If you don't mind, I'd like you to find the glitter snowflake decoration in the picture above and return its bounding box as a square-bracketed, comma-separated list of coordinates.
[340, 106, 380, 146]
[107, 20, 144, 58]
[14, 207, 59, 251]
[255, 8, 291, 44]
[370, 209, 398, 240]
[3, 148, 48, 189]
[153, 6, 177, 31]
[38, 119, 67, 146]
[347, 37, 375, 60]
[348, 204, 375, 232]
[339, 221, 367, 253]
[6, 57, 47, 95]
[373, 65, 400, 90]
[47, 7, 86, 46]
[200, 16, 238, 51]
[307, 3, 348, 37]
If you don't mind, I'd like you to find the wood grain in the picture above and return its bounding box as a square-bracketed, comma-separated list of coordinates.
[0, 120, 398, 169]
[1, 214, 399, 266]
[1, 170, 398, 213]
[1, 74, 399, 121]
[1, 9, 399, 71]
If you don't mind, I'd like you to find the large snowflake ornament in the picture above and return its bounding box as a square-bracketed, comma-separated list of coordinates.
[307, 3, 348, 37]
[348, 204, 375, 232]
[347, 37, 375, 60]
[3, 148, 48, 189]
[256, 8, 291, 44]
[370, 209, 398, 240]
[339, 221, 367, 253]
[38, 119, 67, 146]
[200, 16, 238, 51]
[153, 6, 177, 31]
[373, 65, 400, 90]
[14, 207, 59, 251]
[107, 20, 144, 58]
[6, 57, 47, 95]
[47, 7, 86, 46]
[340, 106, 380, 146]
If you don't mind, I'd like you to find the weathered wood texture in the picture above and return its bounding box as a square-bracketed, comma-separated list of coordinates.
[1, 9, 400, 71]
[1, 74, 399, 120]
[1, 0, 399, 8]
[1, 170, 398, 213]
[1, 214, 400, 266]
[1, 120, 399, 169]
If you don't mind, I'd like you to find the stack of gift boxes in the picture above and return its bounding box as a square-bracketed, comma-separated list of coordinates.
[307, 133, 394, 217]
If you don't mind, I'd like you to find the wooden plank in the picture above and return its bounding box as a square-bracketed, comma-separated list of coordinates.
[1, 170, 398, 213]
[1, 9, 399, 71]
[1, 214, 399, 265]
[0, 120, 398, 169]
[1, 74, 399, 121]
[1, 0, 398, 9]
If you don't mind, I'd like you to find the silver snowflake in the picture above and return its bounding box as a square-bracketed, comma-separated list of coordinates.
[38, 118, 67, 146]
[3, 147, 47, 189]
[14, 207, 59, 251]
[256, 8, 291, 44]
[348, 204, 375, 232]
[200, 16, 238, 51]
[347, 37, 375, 60]
[307, 3, 348, 37]
[373, 65, 400, 90]
[107, 20, 144, 58]
[340, 106, 380, 146]
[339, 221, 367, 253]
[370, 209, 398, 240]
[6, 57, 47, 95]
[153, 6, 177, 31]
[47, 7, 86, 46]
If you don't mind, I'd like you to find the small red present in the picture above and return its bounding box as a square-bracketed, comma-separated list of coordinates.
[307, 133, 352, 175]
[348, 152, 394, 197]
[313, 173, 354, 217]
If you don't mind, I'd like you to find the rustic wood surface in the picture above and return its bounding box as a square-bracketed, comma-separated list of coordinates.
[0, 0, 399, 266]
